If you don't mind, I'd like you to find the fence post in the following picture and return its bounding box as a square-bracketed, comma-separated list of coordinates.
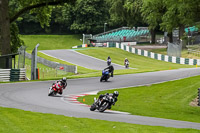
[198, 88, 200, 106]
[31, 44, 39, 80]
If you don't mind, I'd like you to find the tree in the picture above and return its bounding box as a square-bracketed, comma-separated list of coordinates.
[0, 0, 75, 55]
[108, 0, 144, 27]
[70, 0, 109, 33]
[160, 0, 200, 43]
[141, 0, 166, 43]
[0, 0, 10, 55]
[141, 0, 200, 44]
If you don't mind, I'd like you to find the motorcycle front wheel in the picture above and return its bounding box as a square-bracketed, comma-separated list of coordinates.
[48, 87, 55, 96]
[100, 76, 104, 82]
[90, 103, 96, 111]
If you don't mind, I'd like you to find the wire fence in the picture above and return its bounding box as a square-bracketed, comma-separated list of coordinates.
[25, 52, 77, 74]
[167, 41, 182, 57]
[25, 65, 70, 79]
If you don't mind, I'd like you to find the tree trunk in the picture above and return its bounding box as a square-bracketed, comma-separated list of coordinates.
[0, 0, 11, 55]
[168, 32, 173, 43]
[0, 0, 2, 54]
[179, 24, 187, 49]
[150, 29, 156, 44]
[179, 24, 185, 39]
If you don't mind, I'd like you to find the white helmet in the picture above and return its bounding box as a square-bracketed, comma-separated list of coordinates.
[62, 77, 67, 83]
[113, 91, 119, 97]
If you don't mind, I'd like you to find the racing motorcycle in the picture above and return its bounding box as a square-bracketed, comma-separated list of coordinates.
[48, 82, 63, 96]
[90, 95, 115, 112]
[100, 70, 110, 82]
[125, 61, 129, 68]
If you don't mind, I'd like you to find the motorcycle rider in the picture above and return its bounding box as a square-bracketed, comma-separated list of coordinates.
[104, 64, 114, 77]
[124, 58, 129, 68]
[97, 91, 119, 109]
[107, 56, 111, 66]
[52, 77, 67, 95]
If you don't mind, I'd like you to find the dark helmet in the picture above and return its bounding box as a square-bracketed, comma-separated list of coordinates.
[62, 77, 67, 83]
[113, 91, 119, 97]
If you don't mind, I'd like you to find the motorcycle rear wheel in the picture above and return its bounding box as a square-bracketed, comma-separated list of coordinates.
[99, 102, 109, 112]
[48, 87, 56, 96]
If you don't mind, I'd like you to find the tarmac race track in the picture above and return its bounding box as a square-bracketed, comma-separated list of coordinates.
[0, 68, 200, 130]
[40, 49, 126, 70]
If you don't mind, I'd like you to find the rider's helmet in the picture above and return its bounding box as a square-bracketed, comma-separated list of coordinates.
[62, 77, 67, 83]
[113, 91, 119, 97]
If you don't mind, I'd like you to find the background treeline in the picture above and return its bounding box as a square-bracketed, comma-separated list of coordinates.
[1, 0, 200, 55]
[16, 0, 146, 35]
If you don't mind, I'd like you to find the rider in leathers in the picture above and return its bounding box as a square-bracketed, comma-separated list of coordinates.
[97, 91, 119, 109]
[52, 77, 67, 95]
[104, 65, 114, 77]
[107, 56, 111, 66]
[124, 58, 129, 68]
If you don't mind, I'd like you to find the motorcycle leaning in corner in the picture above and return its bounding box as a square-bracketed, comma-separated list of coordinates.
[90, 91, 119, 112]
[100, 69, 110, 82]
[48, 77, 67, 96]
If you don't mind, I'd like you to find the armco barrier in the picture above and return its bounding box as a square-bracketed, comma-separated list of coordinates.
[115, 43, 200, 65]
[25, 52, 77, 74]
[0, 68, 26, 82]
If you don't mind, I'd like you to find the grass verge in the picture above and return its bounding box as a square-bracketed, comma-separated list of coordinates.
[20, 35, 82, 50]
[76, 47, 194, 75]
[0, 107, 199, 133]
[149, 47, 200, 59]
[22, 47, 195, 80]
[23, 51, 99, 80]
[78, 75, 200, 123]
[38, 51, 98, 75]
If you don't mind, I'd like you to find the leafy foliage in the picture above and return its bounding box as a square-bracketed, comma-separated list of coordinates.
[10, 23, 24, 53]
[109, 0, 144, 27]
[141, 0, 165, 30]
[0, 0, 75, 55]
[70, 0, 109, 33]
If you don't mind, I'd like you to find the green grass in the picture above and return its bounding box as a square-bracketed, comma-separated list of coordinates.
[76, 47, 194, 75]
[78, 75, 200, 123]
[23, 47, 195, 80]
[2, 35, 200, 131]
[19, 35, 195, 79]
[38, 51, 98, 75]
[149, 47, 200, 59]
[22, 51, 99, 80]
[0, 107, 199, 133]
[20, 34, 82, 50]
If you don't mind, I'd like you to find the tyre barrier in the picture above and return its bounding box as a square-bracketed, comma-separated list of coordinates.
[115, 43, 200, 66]
[0, 68, 26, 82]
